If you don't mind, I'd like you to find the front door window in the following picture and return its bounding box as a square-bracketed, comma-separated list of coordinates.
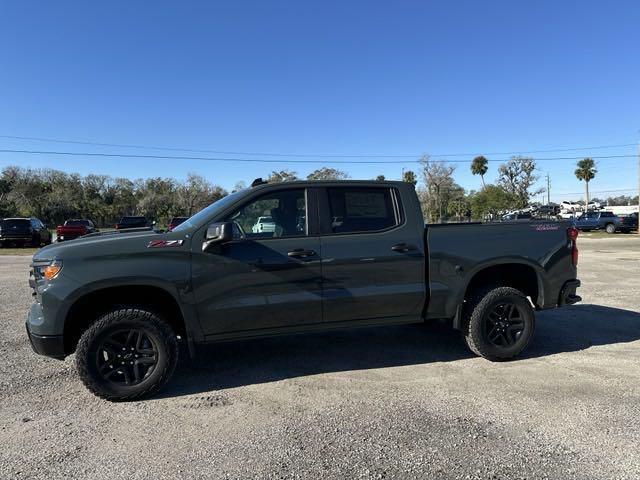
[226, 189, 307, 239]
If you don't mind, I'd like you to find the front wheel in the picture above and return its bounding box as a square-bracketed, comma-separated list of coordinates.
[605, 223, 616, 234]
[463, 287, 535, 361]
[76, 308, 179, 401]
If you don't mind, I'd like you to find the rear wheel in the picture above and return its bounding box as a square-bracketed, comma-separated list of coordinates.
[605, 223, 616, 234]
[463, 287, 535, 360]
[76, 308, 178, 401]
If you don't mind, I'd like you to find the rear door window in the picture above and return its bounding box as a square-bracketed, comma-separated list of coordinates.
[326, 187, 400, 234]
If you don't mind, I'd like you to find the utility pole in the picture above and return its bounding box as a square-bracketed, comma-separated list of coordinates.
[546, 174, 551, 204]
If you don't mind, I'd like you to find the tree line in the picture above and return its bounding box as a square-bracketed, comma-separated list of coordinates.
[0, 167, 227, 228]
[0, 157, 632, 228]
[0, 166, 366, 227]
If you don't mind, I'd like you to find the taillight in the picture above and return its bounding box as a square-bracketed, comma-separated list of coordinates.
[567, 227, 579, 266]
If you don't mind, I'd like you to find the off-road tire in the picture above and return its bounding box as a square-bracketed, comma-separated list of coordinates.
[463, 286, 535, 361]
[76, 308, 178, 401]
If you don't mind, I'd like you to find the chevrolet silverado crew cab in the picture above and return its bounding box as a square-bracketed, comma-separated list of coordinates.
[26, 180, 581, 401]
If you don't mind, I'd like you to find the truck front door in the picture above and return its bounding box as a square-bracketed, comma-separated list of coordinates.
[191, 187, 323, 335]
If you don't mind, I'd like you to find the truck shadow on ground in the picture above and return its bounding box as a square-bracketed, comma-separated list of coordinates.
[157, 304, 640, 399]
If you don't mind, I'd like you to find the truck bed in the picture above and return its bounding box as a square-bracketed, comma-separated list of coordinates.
[425, 220, 576, 321]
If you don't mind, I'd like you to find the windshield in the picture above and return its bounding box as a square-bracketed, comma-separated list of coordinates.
[172, 190, 247, 232]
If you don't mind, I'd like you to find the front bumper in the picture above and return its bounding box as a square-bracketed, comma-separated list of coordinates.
[0, 236, 32, 242]
[56, 234, 81, 242]
[26, 302, 66, 359]
[558, 279, 581, 306]
[26, 324, 65, 359]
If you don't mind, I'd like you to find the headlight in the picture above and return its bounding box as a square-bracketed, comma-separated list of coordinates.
[33, 260, 63, 281]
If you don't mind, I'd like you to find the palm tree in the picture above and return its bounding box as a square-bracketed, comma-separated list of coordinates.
[575, 158, 597, 204]
[471, 155, 488, 188]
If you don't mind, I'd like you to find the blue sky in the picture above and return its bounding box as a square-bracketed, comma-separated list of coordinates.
[0, 1, 638, 201]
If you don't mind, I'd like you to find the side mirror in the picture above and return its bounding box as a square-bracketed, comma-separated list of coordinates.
[202, 222, 233, 251]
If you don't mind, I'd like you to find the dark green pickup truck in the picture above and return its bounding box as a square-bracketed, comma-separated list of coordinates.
[26, 180, 581, 401]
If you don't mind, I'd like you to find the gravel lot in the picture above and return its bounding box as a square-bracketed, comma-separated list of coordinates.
[1, 235, 639, 479]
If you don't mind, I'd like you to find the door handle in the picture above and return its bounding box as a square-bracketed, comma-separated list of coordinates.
[391, 243, 415, 253]
[287, 249, 316, 258]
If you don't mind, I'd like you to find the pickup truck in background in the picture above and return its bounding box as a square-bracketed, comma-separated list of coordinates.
[55, 219, 98, 242]
[574, 211, 622, 233]
[167, 216, 188, 232]
[618, 213, 638, 233]
[114, 216, 149, 230]
[26, 180, 581, 401]
[0, 217, 52, 247]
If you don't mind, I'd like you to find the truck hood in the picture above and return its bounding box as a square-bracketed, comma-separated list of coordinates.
[34, 229, 163, 262]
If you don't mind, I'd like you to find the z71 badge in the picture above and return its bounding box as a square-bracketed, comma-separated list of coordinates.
[147, 239, 184, 248]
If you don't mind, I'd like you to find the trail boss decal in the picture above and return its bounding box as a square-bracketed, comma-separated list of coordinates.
[532, 223, 560, 231]
[147, 239, 184, 248]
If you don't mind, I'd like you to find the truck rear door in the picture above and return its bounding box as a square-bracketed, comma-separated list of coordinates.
[317, 185, 425, 324]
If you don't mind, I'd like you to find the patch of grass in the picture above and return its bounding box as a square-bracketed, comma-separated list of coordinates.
[0, 247, 38, 256]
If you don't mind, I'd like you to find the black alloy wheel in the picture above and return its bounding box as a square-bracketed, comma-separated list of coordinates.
[483, 302, 525, 348]
[96, 328, 159, 386]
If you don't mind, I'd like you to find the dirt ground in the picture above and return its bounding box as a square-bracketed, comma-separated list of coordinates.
[0, 235, 638, 479]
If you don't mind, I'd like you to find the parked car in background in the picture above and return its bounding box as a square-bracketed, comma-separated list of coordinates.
[0, 217, 52, 247]
[575, 211, 622, 233]
[618, 212, 638, 233]
[501, 211, 532, 221]
[167, 217, 188, 232]
[561, 201, 581, 213]
[533, 204, 560, 217]
[251, 216, 277, 233]
[115, 216, 149, 230]
[586, 201, 602, 211]
[56, 219, 98, 242]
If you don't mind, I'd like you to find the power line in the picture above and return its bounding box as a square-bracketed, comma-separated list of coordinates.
[0, 134, 636, 159]
[0, 148, 636, 165]
[554, 188, 638, 195]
